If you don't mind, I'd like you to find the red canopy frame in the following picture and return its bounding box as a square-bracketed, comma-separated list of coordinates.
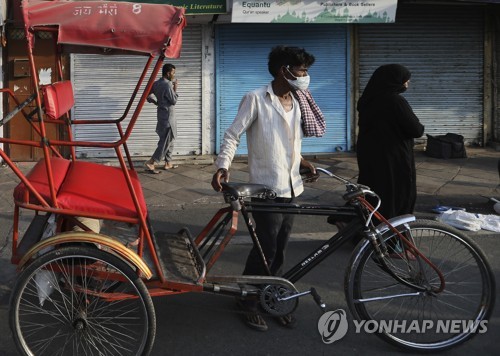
[1, 0, 187, 282]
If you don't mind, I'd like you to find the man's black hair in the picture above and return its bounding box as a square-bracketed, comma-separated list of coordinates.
[162, 63, 176, 77]
[268, 46, 315, 78]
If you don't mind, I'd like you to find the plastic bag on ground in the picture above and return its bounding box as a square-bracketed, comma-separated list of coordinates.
[437, 210, 481, 231]
[437, 209, 500, 232]
[478, 214, 500, 233]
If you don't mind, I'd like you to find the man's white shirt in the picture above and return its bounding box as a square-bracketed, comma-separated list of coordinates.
[215, 83, 304, 198]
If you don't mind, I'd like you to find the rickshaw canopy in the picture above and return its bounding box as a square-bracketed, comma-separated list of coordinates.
[22, 0, 186, 57]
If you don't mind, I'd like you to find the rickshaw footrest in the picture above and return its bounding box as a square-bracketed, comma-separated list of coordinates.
[154, 230, 205, 284]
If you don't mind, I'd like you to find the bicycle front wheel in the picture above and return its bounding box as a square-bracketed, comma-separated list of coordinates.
[345, 219, 495, 352]
[10, 246, 156, 356]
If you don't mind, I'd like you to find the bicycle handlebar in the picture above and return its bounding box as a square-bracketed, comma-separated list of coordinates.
[313, 167, 382, 227]
[314, 167, 379, 202]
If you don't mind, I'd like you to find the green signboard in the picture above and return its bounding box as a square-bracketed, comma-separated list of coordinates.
[114, 1, 227, 15]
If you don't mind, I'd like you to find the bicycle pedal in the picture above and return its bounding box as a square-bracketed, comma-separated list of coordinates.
[310, 287, 326, 311]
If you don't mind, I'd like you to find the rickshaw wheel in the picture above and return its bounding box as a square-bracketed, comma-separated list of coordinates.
[9, 245, 156, 356]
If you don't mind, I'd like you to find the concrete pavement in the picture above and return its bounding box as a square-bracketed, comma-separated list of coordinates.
[137, 146, 500, 219]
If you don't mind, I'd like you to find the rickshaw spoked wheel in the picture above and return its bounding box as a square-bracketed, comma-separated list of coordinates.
[9, 245, 156, 356]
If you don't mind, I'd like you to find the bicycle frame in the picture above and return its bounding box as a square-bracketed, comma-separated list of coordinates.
[192, 196, 417, 294]
[247, 201, 361, 283]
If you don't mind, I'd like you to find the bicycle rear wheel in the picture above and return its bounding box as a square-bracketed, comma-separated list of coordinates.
[345, 219, 495, 352]
[10, 245, 156, 356]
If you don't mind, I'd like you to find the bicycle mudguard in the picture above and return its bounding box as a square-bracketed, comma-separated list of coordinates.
[374, 214, 416, 234]
[17, 232, 153, 279]
[348, 215, 418, 272]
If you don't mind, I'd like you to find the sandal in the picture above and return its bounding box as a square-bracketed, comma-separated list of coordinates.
[275, 313, 297, 329]
[236, 300, 268, 332]
[242, 313, 268, 332]
[163, 163, 179, 170]
[144, 160, 160, 174]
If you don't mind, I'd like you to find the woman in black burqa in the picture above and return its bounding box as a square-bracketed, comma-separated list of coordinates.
[356, 64, 425, 218]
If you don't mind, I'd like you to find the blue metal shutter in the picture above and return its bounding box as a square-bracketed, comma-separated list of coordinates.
[215, 24, 348, 154]
[358, 4, 484, 144]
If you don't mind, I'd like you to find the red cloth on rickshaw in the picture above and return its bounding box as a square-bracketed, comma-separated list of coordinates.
[22, 0, 186, 57]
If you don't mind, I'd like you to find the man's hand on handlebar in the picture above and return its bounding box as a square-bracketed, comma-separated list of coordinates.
[300, 158, 319, 183]
[211, 168, 229, 192]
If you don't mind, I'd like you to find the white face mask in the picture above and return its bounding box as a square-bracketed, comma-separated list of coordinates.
[286, 67, 310, 91]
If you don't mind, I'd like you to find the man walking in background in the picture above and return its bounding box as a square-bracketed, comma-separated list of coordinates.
[145, 63, 179, 173]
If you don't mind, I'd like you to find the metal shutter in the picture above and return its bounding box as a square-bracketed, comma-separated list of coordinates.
[72, 25, 202, 158]
[496, 11, 500, 142]
[215, 24, 349, 154]
[358, 4, 484, 144]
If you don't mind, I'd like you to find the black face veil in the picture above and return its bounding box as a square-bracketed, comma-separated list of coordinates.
[357, 64, 411, 112]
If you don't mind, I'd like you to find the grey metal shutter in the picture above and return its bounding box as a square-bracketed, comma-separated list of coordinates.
[215, 24, 348, 154]
[72, 25, 202, 158]
[496, 14, 500, 142]
[358, 4, 484, 144]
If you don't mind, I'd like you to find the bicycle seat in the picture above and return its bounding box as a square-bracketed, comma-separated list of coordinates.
[221, 182, 276, 200]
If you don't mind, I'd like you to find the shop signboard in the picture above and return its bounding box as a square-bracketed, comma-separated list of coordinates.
[231, 0, 398, 23]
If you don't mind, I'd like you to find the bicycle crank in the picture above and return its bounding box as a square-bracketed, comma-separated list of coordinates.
[259, 285, 327, 316]
[259, 284, 299, 316]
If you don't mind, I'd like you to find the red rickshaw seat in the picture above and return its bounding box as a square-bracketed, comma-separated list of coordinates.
[13, 157, 71, 205]
[14, 158, 147, 219]
[57, 161, 147, 219]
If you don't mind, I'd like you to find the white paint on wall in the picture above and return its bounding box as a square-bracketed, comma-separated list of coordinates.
[38, 68, 52, 85]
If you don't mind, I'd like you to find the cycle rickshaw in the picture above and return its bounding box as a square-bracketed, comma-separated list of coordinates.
[0, 1, 495, 355]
